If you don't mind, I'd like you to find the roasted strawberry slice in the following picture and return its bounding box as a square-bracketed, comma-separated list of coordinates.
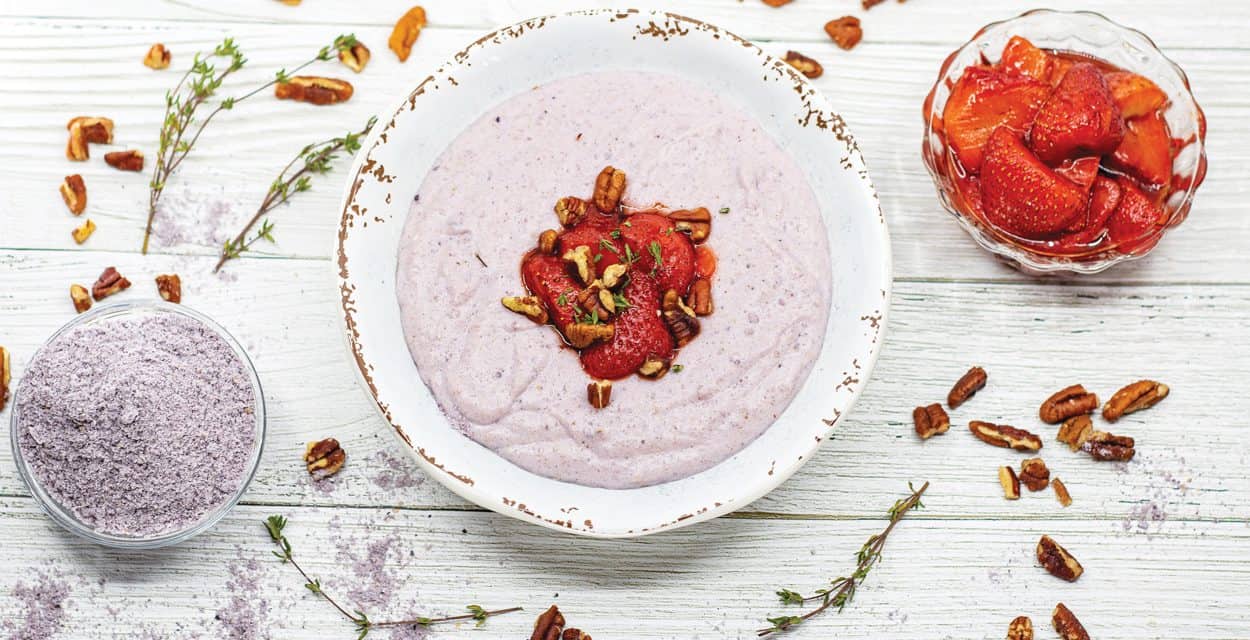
[521, 252, 581, 330]
[942, 66, 1051, 172]
[1105, 71, 1169, 119]
[981, 127, 1090, 239]
[1054, 156, 1100, 192]
[619, 212, 695, 294]
[558, 210, 624, 278]
[1000, 35, 1053, 82]
[1109, 112, 1174, 188]
[1107, 177, 1166, 248]
[1029, 63, 1125, 165]
[581, 273, 673, 380]
[694, 245, 718, 279]
[1054, 176, 1121, 252]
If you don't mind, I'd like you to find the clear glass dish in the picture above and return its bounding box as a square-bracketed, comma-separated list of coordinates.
[921, 9, 1208, 275]
[9, 301, 266, 549]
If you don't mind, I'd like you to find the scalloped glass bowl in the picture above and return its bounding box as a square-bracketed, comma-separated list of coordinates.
[9, 301, 266, 549]
[921, 9, 1207, 275]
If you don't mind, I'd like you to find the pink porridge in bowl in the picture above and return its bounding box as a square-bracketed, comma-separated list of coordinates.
[396, 71, 831, 489]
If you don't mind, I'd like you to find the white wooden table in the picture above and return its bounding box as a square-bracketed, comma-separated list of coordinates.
[2, 2, 1247, 638]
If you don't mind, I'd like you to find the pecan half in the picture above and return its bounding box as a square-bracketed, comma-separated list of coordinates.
[70, 284, 92, 314]
[60, 174, 87, 215]
[669, 207, 711, 243]
[104, 150, 145, 172]
[1007, 616, 1033, 640]
[1052, 477, 1072, 507]
[1037, 535, 1083, 582]
[593, 166, 626, 213]
[999, 465, 1021, 500]
[947, 366, 986, 409]
[1056, 414, 1093, 451]
[687, 278, 713, 316]
[338, 42, 371, 73]
[304, 438, 346, 480]
[784, 50, 823, 79]
[1039, 384, 1098, 424]
[0, 346, 10, 412]
[970, 421, 1042, 452]
[824, 16, 863, 50]
[538, 229, 559, 254]
[913, 403, 950, 440]
[564, 322, 613, 349]
[587, 380, 611, 409]
[144, 43, 171, 70]
[1052, 603, 1089, 640]
[67, 116, 114, 144]
[531, 605, 566, 640]
[388, 6, 427, 62]
[638, 355, 670, 379]
[555, 196, 591, 227]
[71, 219, 96, 245]
[155, 274, 182, 304]
[92, 266, 131, 301]
[502, 295, 548, 324]
[1019, 458, 1050, 492]
[275, 76, 354, 105]
[1081, 431, 1135, 461]
[1103, 380, 1168, 422]
[562, 245, 594, 284]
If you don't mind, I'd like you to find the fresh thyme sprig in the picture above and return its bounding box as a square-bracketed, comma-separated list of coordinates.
[758, 481, 929, 637]
[214, 115, 376, 272]
[143, 34, 359, 254]
[264, 515, 522, 639]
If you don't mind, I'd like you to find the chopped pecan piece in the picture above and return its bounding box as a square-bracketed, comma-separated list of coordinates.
[574, 282, 612, 320]
[304, 438, 346, 480]
[1037, 535, 1083, 582]
[275, 76, 354, 105]
[65, 123, 89, 161]
[601, 263, 628, 289]
[1056, 414, 1094, 451]
[144, 43, 171, 69]
[1052, 603, 1089, 640]
[1039, 384, 1098, 424]
[70, 284, 92, 314]
[155, 274, 182, 304]
[67, 116, 114, 144]
[0, 346, 9, 412]
[60, 174, 87, 215]
[661, 295, 700, 348]
[862, 0, 886, 8]
[669, 207, 711, 243]
[1019, 457, 1050, 491]
[824, 16, 863, 50]
[1007, 615, 1033, 640]
[686, 278, 713, 316]
[71, 219, 96, 245]
[502, 295, 548, 324]
[970, 421, 1042, 452]
[91, 266, 131, 301]
[784, 50, 823, 79]
[531, 605, 566, 640]
[638, 355, 670, 379]
[538, 229, 559, 254]
[104, 150, 145, 172]
[913, 403, 950, 440]
[554, 196, 591, 227]
[562, 245, 594, 284]
[1081, 431, 1135, 461]
[388, 6, 427, 62]
[593, 166, 626, 213]
[999, 465, 1020, 500]
[1103, 379, 1168, 422]
[947, 366, 986, 408]
[1052, 477, 1072, 507]
[338, 41, 371, 73]
[562, 630, 591, 640]
[587, 380, 612, 409]
[761, 0, 793, 5]
[564, 322, 613, 349]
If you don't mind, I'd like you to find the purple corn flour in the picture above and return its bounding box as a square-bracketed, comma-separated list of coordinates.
[15, 310, 257, 538]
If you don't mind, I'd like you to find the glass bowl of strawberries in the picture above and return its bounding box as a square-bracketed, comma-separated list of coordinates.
[922, 9, 1207, 274]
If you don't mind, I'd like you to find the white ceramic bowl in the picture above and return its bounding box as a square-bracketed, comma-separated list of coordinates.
[336, 9, 890, 537]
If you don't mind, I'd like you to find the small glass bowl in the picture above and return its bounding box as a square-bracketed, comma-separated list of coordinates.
[921, 9, 1208, 275]
[10, 301, 266, 549]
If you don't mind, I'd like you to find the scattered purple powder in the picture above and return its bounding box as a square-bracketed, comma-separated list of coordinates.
[341, 535, 401, 611]
[15, 310, 257, 537]
[215, 554, 271, 640]
[1118, 451, 1196, 534]
[368, 450, 424, 491]
[5, 569, 70, 640]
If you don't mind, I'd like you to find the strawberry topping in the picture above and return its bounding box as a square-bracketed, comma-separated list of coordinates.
[942, 66, 1051, 172]
[580, 273, 674, 380]
[981, 127, 1090, 240]
[1029, 63, 1125, 165]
